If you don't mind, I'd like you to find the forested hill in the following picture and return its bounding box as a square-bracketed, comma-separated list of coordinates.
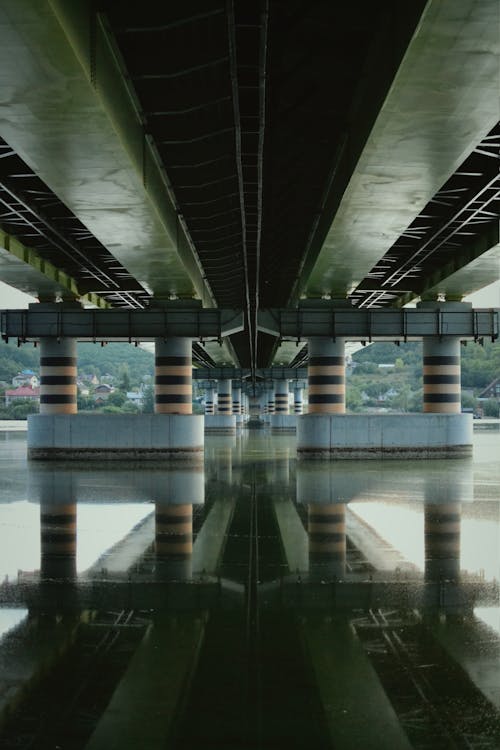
[351, 340, 500, 390]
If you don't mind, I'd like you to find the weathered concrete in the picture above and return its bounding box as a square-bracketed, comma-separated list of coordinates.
[297, 413, 472, 459]
[27, 414, 204, 460]
[204, 414, 237, 434]
[270, 414, 297, 433]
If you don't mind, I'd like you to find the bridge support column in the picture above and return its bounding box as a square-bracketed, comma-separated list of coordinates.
[39, 338, 77, 415]
[205, 379, 236, 433]
[274, 380, 289, 414]
[271, 379, 296, 432]
[307, 337, 345, 414]
[232, 382, 242, 427]
[155, 338, 192, 414]
[422, 337, 461, 414]
[293, 383, 304, 414]
[204, 383, 215, 415]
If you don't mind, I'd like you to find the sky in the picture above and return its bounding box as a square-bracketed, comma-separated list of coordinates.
[1, 278, 499, 310]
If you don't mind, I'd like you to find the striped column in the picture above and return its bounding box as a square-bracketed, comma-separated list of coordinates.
[155, 503, 193, 579]
[307, 338, 345, 414]
[308, 503, 346, 579]
[155, 338, 192, 414]
[267, 386, 275, 415]
[293, 384, 304, 414]
[423, 338, 461, 414]
[424, 503, 461, 581]
[217, 379, 232, 415]
[39, 338, 77, 415]
[40, 472, 77, 580]
[232, 383, 241, 415]
[274, 380, 289, 414]
[205, 384, 215, 415]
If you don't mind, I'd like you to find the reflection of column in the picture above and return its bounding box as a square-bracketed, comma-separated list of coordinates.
[274, 380, 289, 414]
[39, 471, 77, 580]
[423, 337, 461, 414]
[152, 467, 204, 580]
[307, 504, 346, 579]
[155, 503, 193, 579]
[424, 503, 461, 582]
[217, 379, 232, 415]
[307, 338, 345, 414]
[155, 338, 192, 414]
[39, 338, 77, 415]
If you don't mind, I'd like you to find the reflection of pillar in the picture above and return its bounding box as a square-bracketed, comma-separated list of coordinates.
[39, 471, 77, 580]
[423, 338, 461, 414]
[155, 503, 193, 579]
[217, 379, 232, 415]
[274, 380, 289, 414]
[307, 338, 345, 414]
[39, 338, 77, 415]
[424, 503, 461, 581]
[293, 384, 303, 414]
[152, 467, 204, 580]
[205, 383, 215, 415]
[155, 338, 192, 414]
[307, 503, 346, 579]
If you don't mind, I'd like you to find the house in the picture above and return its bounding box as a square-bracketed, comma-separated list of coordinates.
[5, 386, 40, 406]
[12, 370, 39, 389]
[126, 391, 143, 406]
[93, 383, 114, 405]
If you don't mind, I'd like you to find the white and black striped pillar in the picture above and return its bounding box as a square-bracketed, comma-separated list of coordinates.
[205, 383, 215, 415]
[293, 384, 304, 414]
[217, 379, 232, 415]
[267, 385, 275, 415]
[232, 382, 241, 415]
[423, 338, 461, 414]
[307, 338, 345, 414]
[308, 503, 346, 579]
[39, 338, 77, 415]
[274, 380, 289, 414]
[154, 339, 192, 414]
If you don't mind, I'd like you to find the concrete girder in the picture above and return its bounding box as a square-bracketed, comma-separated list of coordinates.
[0, 1, 213, 304]
[302, 0, 500, 301]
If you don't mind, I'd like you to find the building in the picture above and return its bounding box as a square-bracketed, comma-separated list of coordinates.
[4, 386, 40, 406]
[12, 370, 39, 389]
[479, 378, 500, 401]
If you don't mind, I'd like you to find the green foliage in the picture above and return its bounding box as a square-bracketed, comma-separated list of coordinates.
[483, 398, 500, 418]
[141, 384, 155, 413]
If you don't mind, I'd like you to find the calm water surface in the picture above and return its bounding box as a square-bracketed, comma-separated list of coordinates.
[0, 425, 499, 749]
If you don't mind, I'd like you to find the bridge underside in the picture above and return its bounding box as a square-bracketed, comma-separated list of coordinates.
[0, 0, 498, 370]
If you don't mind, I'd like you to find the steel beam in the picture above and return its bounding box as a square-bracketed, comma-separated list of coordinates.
[192, 367, 307, 380]
[258, 307, 499, 341]
[1, 307, 243, 342]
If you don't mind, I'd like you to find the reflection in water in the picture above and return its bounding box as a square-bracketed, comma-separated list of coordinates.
[0, 429, 498, 749]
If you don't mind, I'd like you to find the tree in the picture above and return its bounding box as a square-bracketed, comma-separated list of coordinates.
[482, 398, 499, 417]
[106, 390, 126, 408]
[117, 363, 131, 392]
[141, 384, 155, 413]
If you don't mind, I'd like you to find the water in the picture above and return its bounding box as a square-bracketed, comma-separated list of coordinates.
[0, 425, 499, 749]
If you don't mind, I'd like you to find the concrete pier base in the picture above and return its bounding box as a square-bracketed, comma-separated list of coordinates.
[27, 414, 204, 461]
[204, 414, 237, 434]
[297, 413, 472, 459]
[270, 414, 297, 433]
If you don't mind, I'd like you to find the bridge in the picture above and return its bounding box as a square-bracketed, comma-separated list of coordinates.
[0, 0, 498, 458]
